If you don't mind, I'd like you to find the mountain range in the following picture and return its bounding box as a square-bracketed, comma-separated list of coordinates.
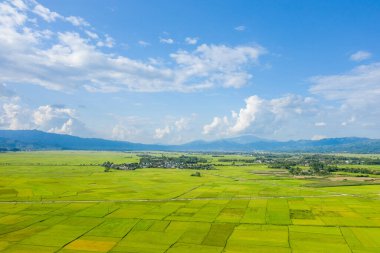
[0, 130, 380, 153]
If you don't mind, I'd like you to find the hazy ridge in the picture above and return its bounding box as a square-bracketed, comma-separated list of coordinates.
[1, 130, 379, 153]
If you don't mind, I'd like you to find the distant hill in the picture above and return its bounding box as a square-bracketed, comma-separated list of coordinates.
[180, 137, 380, 153]
[0, 130, 379, 153]
[0, 130, 164, 151]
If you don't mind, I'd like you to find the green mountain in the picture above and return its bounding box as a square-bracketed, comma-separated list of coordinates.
[0, 130, 379, 153]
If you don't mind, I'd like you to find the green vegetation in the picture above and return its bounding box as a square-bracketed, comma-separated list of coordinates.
[0, 151, 379, 252]
[191, 171, 201, 177]
[263, 153, 380, 176]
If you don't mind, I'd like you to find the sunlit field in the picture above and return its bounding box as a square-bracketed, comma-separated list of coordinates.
[0, 151, 379, 252]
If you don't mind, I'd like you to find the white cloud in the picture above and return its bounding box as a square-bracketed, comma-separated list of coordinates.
[0, 101, 30, 129]
[160, 37, 174, 44]
[171, 44, 264, 89]
[66, 16, 89, 27]
[154, 125, 171, 139]
[202, 117, 223, 135]
[202, 94, 320, 139]
[202, 86, 380, 140]
[96, 34, 114, 48]
[152, 115, 197, 142]
[107, 115, 155, 143]
[110, 114, 197, 144]
[0, 1, 266, 93]
[0, 94, 88, 136]
[138, 40, 150, 47]
[32, 4, 61, 22]
[111, 124, 141, 140]
[33, 105, 74, 126]
[234, 25, 245, 31]
[308, 63, 380, 138]
[85, 30, 99, 39]
[32, 105, 87, 135]
[175, 117, 190, 131]
[185, 37, 198, 45]
[310, 62, 380, 107]
[10, 0, 27, 10]
[229, 96, 262, 133]
[268, 95, 316, 120]
[112, 124, 127, 140]
[350, 50, 372, 62]
[0, 0, 28, 28]
[49, 118, 74, 134]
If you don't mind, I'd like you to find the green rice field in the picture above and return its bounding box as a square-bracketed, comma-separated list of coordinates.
[0, 151, 379, 252]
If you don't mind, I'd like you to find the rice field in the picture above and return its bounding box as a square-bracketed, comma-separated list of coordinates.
[0, 151, 379, 252]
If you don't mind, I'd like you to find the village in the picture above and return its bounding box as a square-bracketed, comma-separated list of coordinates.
[102, 155, 214, 171]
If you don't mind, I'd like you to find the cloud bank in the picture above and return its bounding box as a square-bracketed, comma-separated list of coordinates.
[0, 0, 265, 93]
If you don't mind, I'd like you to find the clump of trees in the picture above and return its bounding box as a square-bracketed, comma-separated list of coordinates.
[102, 161, 139, 172]
[257, 153, 380, 167]
[191, 171, 201, 177]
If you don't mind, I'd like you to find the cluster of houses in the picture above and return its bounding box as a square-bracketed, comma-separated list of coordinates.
[102, 155, 213, 171]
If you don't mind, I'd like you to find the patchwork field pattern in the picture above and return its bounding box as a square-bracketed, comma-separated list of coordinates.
[0, 152, 379, 252]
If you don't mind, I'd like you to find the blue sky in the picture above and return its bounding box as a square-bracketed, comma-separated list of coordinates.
[0, 0, 379, 143]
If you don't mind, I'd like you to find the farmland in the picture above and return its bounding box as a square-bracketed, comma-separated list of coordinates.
[0, 151, 379, 252]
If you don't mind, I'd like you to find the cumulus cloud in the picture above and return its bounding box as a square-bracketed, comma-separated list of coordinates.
[109, 114, 197, 144]
[111, 124, 141, 141]
[33, 105, 74, 129]
[154, 125, 171, 139]
[0, 0, 266, 93]
[32, 3, 61, 22]
[202, 94, 321, 139]
[203, 117, 224, 135]
[229, 96, 263, 133]
[203, 85, 380, 140]
[171, 44, 264, 89]
[175, 117, 191, 131]
[85, 30, 99, 39]
[66, 16, 89, 27]
[49, 118, 74, 134]
[152, 115, 197, 142]
[159, 37, 174, 44]
[350, 50, 372, 62]
[10, 0, 27, 10]
[0, 101, 30, 129]
[0, 96, 87, 135]
[108, 115, 156, 143]
[96, 34, 114, 48]
[185, 37, 198, 45]
[31, 104, 88, 135]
